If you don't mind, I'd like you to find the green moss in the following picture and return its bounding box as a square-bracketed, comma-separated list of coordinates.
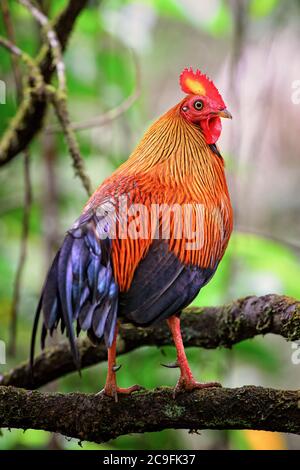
[217, 302, 242, 346]
[256, 307, 272, 333]
[281, 307, 300, 341]
[163, 404, 185, 419]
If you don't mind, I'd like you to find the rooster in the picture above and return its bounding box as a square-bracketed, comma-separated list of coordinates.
[31, 68, 233, 400]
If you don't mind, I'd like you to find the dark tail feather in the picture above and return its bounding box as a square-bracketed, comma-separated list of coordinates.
[30, 292, 43, 374]
[31, 212, 119, 372]
[58, 234, 81, 370]
[42, 251, 60, 329]
[92, 300, 111, 338]
[104, 300, 118, 347]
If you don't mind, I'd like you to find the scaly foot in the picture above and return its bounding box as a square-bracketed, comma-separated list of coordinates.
[99, 383, 144, 402]
[173, 377, 221, 398]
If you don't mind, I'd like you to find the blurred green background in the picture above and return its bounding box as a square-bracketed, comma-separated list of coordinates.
[0, 0, 300, 450]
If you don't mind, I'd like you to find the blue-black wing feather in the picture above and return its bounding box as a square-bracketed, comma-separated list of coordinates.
[30, 211, 118, 370]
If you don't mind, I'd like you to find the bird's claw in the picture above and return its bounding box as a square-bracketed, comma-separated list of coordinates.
[173, 379, 222, 399]
[112, 364, 122, 372]
[97, 384, 145, 402]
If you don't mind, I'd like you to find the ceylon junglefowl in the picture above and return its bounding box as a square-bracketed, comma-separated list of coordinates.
[31, 68, 233, 400]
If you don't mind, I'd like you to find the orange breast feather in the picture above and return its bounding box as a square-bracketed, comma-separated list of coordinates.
[86, 106, 233, 292]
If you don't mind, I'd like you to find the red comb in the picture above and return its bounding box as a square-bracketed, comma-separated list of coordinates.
[179, 67, 225, 107]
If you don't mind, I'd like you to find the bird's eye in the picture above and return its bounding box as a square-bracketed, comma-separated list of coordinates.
[194, 100, 203, 110]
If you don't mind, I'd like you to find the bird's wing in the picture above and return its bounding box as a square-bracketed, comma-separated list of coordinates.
[119, 239, 216, 326]
[30, 208, 118, 370]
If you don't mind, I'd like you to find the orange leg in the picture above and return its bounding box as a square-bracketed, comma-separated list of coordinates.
[167, 315, 221, 396]
[102, 323, 143, 402]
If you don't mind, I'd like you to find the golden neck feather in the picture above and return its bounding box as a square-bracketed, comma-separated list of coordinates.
[118, 103, 227, 202]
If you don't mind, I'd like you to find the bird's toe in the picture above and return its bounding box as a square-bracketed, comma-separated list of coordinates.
[173, 378, 222, 398]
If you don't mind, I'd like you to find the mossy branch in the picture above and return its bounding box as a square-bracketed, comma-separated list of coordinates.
[0, 1, 92, 194]
[1, 294, 299, 389]
[19, 0, 67, 92]
[48, 88, 92, 195]
[0, 0, 89, 166]
[1, 3, 34, 358]
[0, 294, 299, 441]
[0, 386, 299, 443]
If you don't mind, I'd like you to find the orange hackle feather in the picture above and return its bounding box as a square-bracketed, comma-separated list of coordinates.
[86, 100, 233, 292]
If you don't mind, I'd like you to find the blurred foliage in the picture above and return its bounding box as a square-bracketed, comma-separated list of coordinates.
[0, 0, 299, 451]
[249, 0, 279, 18]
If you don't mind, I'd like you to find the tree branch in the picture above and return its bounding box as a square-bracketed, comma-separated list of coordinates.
[1, 294, 299, 389]
[2, 1, 92, 194]
[0, 0, 89, 166]
[48, 88, 92, 195]
[0, 0, 23, 97]
[21, 0, 92, 194]
[19, 0, 66, 92]
[0, 386, 299, 443]
[0, 36, 44, 85]
[47, 50, 141, 133]
[8, 149, 32, 356]
[0, 2, 33, 357]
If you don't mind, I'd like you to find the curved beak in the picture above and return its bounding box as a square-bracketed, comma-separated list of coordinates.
[217, 108, 232, 119]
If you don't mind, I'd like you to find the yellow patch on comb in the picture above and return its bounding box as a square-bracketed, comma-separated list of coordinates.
[184, 78, 206, 96]
[179, 67, 225, 107]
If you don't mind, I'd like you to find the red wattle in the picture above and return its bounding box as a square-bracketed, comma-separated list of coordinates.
[200, 116, 222, 145]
